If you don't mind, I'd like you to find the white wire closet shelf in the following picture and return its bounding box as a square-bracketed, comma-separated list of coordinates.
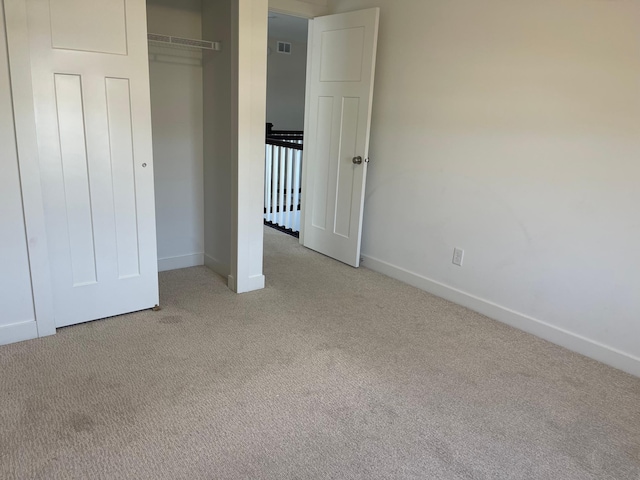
[147, 33, 221, 51]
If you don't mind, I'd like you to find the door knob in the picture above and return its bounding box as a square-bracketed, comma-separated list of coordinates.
[352, 156, 363, 165]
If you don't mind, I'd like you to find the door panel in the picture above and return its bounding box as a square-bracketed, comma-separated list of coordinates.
[49, 0, 127, 55]
[319, 27, 365, 82]
[16, 0, 158, 327]
[105, 77, 142, 279]
[54, 73, 98, 286]
[310, 96, 333, 230]
[302, 8, 379, 267]
[334, 96, 360, 237]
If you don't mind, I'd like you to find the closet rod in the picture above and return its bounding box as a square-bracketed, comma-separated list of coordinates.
[148, 33, 221, 51]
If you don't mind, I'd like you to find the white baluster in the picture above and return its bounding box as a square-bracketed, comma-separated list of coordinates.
[265, 144, 272, 223]
[271, 146, 279, 225]
[278, 147, 286, 227]
[293, 149, 301, 233]
[264, 135, 303, 234]
[285, 148, 293, 230]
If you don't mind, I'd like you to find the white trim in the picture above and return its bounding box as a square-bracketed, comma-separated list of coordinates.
[158, 253, 204, 272]
[362, 254, 640, 378]
[0, 321, 39, 346]
[298, 18, 314, 247]
[225, 274, 264, 293]
[231, 0, 267, 294]
[268, 0, 328, 18]
[236, 274, 265, 294]
[204, 253, 231, 278]
[4, 0, 56, 338]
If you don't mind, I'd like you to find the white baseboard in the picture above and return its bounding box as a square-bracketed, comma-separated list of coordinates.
[362, 254, 640, 378]
[204, 254, 230, 278]
[0, 320, 39, 346]
[233, 274, 265, 294]
[158, 253, 204, 272]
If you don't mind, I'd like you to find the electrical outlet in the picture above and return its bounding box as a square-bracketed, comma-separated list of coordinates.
[452, 248, 464, 267]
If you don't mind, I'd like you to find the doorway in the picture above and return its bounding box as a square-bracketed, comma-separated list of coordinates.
[264, 12, 309, 238]
[264, 7, 380, 269]
[147, 0, 206, 273]
[145, 0, 235, 281]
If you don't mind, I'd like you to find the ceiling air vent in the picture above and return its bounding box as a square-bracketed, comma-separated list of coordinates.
[277, 41, 292, 54]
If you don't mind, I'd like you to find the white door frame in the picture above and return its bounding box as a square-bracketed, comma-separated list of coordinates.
[3, 0, 56, 338]
[268, 0, 328, 18]
[263, 2, 317, 250]
[230, 0, 269, 293]
[214, 0, 321, 293]
[225, 0, 335, 293]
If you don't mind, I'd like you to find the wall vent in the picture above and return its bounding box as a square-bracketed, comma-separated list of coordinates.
[277, 41, 292, 54]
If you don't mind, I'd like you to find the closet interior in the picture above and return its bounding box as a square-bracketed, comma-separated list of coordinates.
[147, 0, 231, 278]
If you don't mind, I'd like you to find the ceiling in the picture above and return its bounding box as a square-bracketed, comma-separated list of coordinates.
[268, 12, 309, 44]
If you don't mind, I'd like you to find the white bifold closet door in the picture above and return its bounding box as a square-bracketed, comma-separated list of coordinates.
[14, 0, 159, 327]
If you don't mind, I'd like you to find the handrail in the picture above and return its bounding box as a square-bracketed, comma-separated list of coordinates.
[268, 134, 303, 140]
[266, 138, 303, 150]
[270, 129, 303, 135]
[266, 123, 303, 138]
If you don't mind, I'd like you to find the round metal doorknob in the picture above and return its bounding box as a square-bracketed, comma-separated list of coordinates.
[142, 163, 147, 168]
[352, 156, 363, 165]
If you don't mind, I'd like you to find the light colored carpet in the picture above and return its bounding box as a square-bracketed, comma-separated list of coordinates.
[1, 227, 639, 479]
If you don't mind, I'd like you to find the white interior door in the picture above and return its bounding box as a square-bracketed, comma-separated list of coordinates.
[301, 8, 379, 267]
[9, 0, 158, 327]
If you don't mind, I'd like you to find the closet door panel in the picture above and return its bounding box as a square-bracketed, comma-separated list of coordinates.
[16, 0, 159, 328]
[49, 0, 127, 54]
[105, 77, 141, 279]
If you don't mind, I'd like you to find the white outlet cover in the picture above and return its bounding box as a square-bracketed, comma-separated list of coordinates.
[453, 248, 464, 266]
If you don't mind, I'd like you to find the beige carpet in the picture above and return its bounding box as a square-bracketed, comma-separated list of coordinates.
[1, 228, 639, 479]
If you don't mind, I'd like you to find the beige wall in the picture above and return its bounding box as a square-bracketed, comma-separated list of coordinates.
[147, 0, 205, 271]
[329, 0, 640, 374]
[202, 0, 233, 277]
